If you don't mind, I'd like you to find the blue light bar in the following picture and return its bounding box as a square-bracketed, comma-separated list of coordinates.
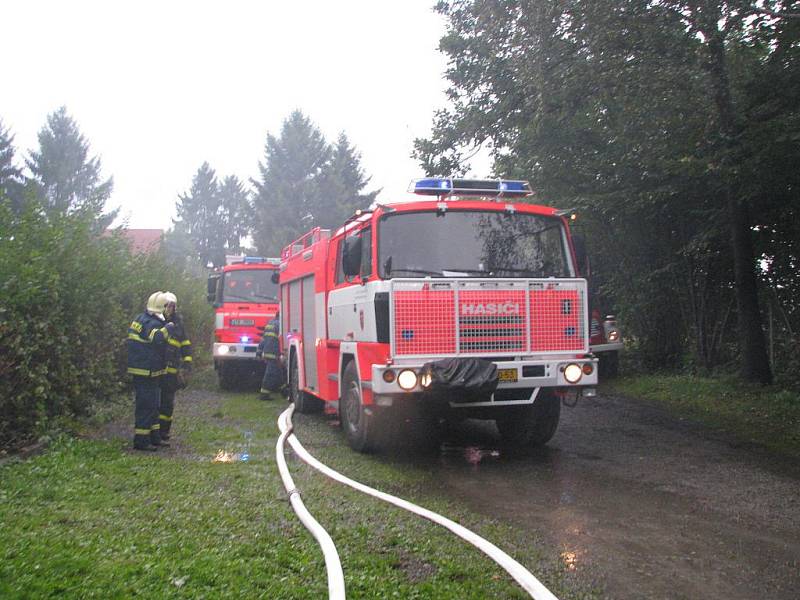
[410, 178, 532, 198]
[243, 256, 266, 264]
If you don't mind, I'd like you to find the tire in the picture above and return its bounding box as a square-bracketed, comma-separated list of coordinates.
[218, 363, 236, 390]
[599, 351, 619, 378]
[340, 361, 378, 452]
[496, 390, 561, 448]
[289, 352, 322, 413]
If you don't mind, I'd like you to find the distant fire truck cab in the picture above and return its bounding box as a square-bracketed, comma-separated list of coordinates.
[280, 179, 598, 452]
[207, 256, 280, 389]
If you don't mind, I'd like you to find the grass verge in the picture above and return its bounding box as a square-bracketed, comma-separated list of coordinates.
[609, 375, 800, 459]
[0, 369, 600, 599]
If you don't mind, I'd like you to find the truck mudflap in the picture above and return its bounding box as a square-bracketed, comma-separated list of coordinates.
[420, 357, 499, 401]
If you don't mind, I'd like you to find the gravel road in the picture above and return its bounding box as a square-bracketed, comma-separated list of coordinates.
[417, 391, 800, 599]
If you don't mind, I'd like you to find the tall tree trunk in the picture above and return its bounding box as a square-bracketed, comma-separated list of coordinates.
[706, 36, 773, 384]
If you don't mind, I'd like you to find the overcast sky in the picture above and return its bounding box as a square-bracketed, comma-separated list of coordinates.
[1, 1, 486, 230]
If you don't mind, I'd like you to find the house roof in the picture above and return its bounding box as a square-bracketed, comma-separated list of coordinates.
[106, 228, 163, 254]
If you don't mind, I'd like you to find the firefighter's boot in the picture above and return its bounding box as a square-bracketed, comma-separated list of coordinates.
[150, 424, 169, 447]
[133, 433, 157, 451]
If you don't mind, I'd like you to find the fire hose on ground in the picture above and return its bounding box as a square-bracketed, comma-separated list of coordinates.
[276, 404, 559, 600]
[275, 408, 346, 599]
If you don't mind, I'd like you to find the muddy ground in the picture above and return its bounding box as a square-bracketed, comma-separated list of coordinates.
[410, 391, 800, 599]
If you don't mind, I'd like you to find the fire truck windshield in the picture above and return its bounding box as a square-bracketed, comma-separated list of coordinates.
[378, 210, 571, 279]
[221, 269, 279, 303]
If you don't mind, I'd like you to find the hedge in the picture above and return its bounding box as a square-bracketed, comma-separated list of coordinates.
[0, 200, 213, 450]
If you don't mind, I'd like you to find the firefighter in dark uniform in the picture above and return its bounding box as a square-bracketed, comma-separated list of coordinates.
[257, 313, 283, 397]
[159, 292, 192, 440]
[127, 292, 174, 451]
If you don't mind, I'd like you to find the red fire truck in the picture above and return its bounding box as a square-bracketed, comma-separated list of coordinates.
[279, 178, 598, 452]
[207, 256, 280, 389]
[591, 311, 622, 376]
[571, 235, 624, 376]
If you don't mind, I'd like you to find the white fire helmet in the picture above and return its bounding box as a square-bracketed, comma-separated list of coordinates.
[162, 291, 178, 308]
[146, 291, 166, 318]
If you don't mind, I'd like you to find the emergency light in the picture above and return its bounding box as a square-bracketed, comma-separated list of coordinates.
[229, 256, 281, 265]
[410, 178, 532, 198]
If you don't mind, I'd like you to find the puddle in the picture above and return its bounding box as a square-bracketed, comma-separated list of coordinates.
[440, 443, 501, 466]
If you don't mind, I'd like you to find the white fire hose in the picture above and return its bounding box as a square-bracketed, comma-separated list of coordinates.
[275, 407, 346, 599]
[277, 404, 559, 600]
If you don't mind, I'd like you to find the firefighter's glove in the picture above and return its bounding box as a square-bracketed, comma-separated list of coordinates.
[177, 370, 188, 389]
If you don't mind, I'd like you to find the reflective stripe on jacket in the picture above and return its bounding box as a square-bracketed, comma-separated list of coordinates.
[127, 311, 170, 377]
[164, 313, 191, 372]
[257, 318, 280, 360]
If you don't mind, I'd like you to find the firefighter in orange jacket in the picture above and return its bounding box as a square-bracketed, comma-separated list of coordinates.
[127, 292, 174, 451]
[158, 292, 192, 440]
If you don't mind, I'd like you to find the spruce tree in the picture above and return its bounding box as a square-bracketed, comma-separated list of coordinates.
[218, 175, 252, 255]
[318, 132, 379, 227]
[175, 162, 224, 267]
[0, 119, 24, 212]
[252, 110, 331, 255]
[26, 106, 116, 226]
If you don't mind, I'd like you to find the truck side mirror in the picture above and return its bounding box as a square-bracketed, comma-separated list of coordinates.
[207, 274, 221, 304]
[572, 234, 590, 279]
[342, 234, 362, 277]
[271, 271, 279, 284]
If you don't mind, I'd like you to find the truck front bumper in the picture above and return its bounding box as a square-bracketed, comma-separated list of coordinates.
[213, 342, 260, 361]
[370, 357, 598, 407]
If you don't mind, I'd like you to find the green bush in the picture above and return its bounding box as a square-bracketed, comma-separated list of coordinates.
[0, 200, 213, 450]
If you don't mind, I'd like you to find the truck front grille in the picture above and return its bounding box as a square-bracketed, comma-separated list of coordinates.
[391, 278, 588, 357]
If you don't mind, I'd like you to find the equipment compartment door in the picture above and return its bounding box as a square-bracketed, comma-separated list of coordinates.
[301, 275, 318, 391]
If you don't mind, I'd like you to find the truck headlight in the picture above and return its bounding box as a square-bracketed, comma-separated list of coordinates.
[397, 369, 418, 391]
[217, 345, 230, 355]
[563, 363, 583, 384]
[607, 329, 619, 342]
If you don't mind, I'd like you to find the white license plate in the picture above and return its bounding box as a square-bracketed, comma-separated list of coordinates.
[230, 319, 254, 326]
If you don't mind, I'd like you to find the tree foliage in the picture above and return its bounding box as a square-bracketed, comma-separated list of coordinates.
[416, 0, 800, 384]
[175, 162, 224, 267]
[0, 119, 25, 212]
[174, 165, 254, 267]
[251, 111, 331, 256]
[218, 175, 252, 255]
[26, 106, 116, 227]
[252, 111, 377, 256]
[0, 196, 213, 450]
[320, 132, 380, 227]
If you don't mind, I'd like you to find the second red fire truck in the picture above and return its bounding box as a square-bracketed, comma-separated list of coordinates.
[207, 256, 280, 389]
[279, 179, 599, 452]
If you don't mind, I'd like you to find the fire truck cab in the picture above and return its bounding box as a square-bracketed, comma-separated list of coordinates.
[279, 179, 598, 452]
[207, 256, 280, 389]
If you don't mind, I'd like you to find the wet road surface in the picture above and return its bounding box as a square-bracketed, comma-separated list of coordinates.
[399, 391, 800, 599]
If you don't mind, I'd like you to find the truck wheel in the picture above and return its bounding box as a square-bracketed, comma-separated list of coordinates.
[599, 351, 619, 378]
[340, 361, 378, 453]
[496, 390, 561, 448]
[289, 353, 322, 414]
[218, 363, 236, 390]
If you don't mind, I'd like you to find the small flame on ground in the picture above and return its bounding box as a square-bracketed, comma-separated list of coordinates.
[212, 449, 238, 463]
[561, 550, 578, 571]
